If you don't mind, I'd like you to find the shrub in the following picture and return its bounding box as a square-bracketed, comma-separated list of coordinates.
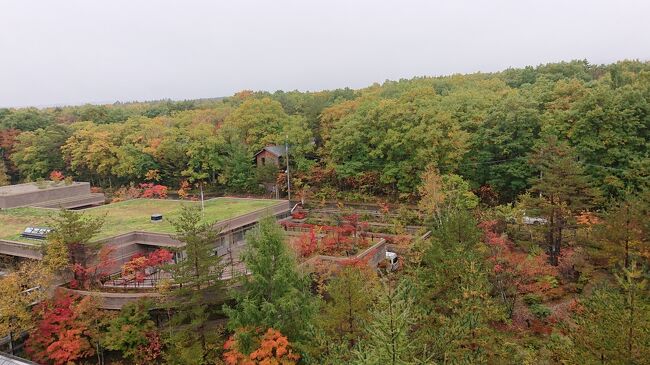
[50, 170, 64, 182]
[523, 293, 542, 305]
[529, 303, 552, 319]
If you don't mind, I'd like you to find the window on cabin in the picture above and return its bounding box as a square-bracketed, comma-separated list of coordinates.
[261, 157, 266, 166]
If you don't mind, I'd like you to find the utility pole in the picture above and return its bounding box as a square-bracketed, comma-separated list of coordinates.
[200, 181, 205, 215]
[285, 135, 291, 201]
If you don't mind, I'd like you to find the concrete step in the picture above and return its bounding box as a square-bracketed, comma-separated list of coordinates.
[33, 193, 105, 209]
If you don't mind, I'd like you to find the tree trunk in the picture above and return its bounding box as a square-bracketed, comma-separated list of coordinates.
[8, 330, 14, 355]
[624, 204, 630, 269]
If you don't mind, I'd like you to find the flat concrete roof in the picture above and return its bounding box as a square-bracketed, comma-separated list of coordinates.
[0, 197, 284, 243]
[0, 352, 39, 365]
[0, 181, 86, 196]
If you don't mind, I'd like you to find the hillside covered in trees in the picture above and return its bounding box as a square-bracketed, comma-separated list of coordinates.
[1, 59, 648, 202]
[0, 59, 649, 364]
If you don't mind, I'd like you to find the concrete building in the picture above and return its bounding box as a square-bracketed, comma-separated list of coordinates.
[0, 181, 104, 209]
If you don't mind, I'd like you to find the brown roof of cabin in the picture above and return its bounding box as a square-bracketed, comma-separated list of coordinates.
[254, 145, 286, 158]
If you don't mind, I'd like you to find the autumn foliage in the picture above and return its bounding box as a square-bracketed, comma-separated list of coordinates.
[69, 246, 115, 290]
[49, 170, 64, 182]
[223, 328, 300, 365]
[121, 249, 174, 283]
[26, 290, 101, 365]
[283, 215, 371, 257]
[480, 220, 559, 295]
[140, 183, 168, 199]
[111, 183, 168, 202]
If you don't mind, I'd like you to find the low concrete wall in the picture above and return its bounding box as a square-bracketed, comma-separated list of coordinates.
[0, 240, 41, 259]
[302, 239, 387, 270]
[61, 287, 162, 310]
[33, 193, 106, 209]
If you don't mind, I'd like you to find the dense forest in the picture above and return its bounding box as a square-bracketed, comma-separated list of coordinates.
[1, 59, 649, 364]
[1, 59, 648, 202]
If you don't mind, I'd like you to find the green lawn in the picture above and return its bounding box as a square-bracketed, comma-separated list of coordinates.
[0, 198, 280, 243]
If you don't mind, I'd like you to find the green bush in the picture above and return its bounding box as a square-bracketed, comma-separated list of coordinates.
[529, 303, 552, 319]
[523, 293, 542, 305]
[537, 275, 559, 288]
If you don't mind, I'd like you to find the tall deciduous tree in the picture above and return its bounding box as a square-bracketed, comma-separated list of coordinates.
[182, 133, 224, 212]
[418, 166, 478, 226]
[0, 262, 52, 355]
[10, 124, 70, 180]
[326, 89, 469, 195]
[165, 205, 225, 365]
[219, 141, 259, 193]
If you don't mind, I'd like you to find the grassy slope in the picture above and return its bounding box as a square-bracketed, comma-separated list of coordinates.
[0, 198, 279, 242]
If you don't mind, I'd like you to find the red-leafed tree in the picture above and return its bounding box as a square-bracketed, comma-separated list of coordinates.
[480, 220, 559, 318]
[135, 331, 163, 364]
[294, 228, 317, 258]
[121, 249, 174, 284]
[26, 290, 103, 365]
[223, 328, 300, 365]
[70, 246, 115, 289]
[140, 183, 168, 199]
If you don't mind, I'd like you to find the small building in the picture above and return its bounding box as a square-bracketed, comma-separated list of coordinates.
[0, 181, 105, 209]
[254, 145, 286, 169]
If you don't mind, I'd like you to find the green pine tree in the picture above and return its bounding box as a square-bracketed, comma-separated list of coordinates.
[525, 136, 599, 265]
[165, 205, 225, 365]
[104, 299, 158, 363]
[320, 266, 378, 350]
[353, 278, 422, 365]
[572, 262, 650, 364]
[415, 210, 505, 364]
[223, 216, 315, 351]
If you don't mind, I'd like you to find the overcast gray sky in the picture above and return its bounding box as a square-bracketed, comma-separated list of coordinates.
[1, 0, 649, 108]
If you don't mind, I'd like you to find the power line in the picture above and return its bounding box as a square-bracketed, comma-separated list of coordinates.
[437, 155, 646, 172]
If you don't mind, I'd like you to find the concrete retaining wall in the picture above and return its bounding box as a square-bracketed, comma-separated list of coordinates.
[302, 239, 387, 270]
[0, 240, 41, 259]
[61, 287, 162, 310]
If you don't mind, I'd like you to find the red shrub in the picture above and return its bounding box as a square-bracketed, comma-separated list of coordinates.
[295, 228, 317, 257]
[291, 211, 307, 220]
[121, 249, 173, 283]
[49, 170, 64, 182]
[139, 183, 168, 199]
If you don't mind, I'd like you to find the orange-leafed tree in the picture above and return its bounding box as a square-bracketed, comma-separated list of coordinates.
[26, 290, 106, 365]
[223, 328, 300, 365]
